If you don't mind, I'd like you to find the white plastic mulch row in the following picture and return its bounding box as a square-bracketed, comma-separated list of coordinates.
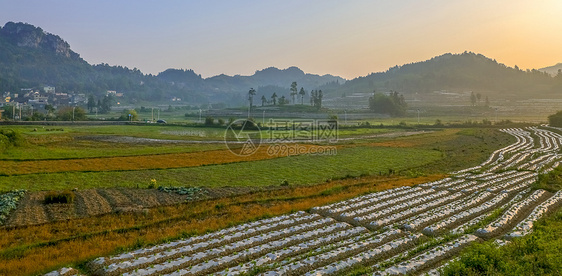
[417, 177, 455, 188]
[401, 191, 492, 231]
[303, 234, 423, 276]
[485, 172, 537, 193]
[367, 192, 463, 229]
[423, 191, 510, 235]
[310, 186, 413, 216]
[476, 189, 548, 238]
[43, 267, 81, 276]
[376, 234, 478, 276]
[445, 188, 530, 236]
[90, 211, 314, 269]
[478, 170, 521, 181]
[261, 232, 418, 276]
[213, 226, 370, 276]
[506, 190, 562, 239]
[129, 222, 355, 276]
[339, 188, 439, 223]
[97, 215, 333, 276]
[351, 190, 448, 225]
[428, 179, 466, 190]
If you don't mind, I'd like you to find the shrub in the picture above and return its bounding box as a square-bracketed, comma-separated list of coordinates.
[204, 116, 215, 125]
[0, 134, 9, 153]
[44, 191, 75, 204]
[148, 179, 157, 189]
[0, 129, 25, 147]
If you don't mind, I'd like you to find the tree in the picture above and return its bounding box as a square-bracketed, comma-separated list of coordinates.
[118, 109, 139, 121]
[299, 87, 306, 105]
[368, 90, 407, 116]
[290, 82, 298, 104]
[45, 104, 55, 118]
[56, 107, 87, 121]
[476, 93, 481, 102]
[87, 95, 96, 113]
[261, 95, 267, 106]
[470, 92, 477, 106]
[248, 88, 256, 110]
[315, 90, 323, 110]
[271, 92, 278, 105]
[485, 96, 490, 107]
[100, 94, 114, 113]
[279, 95, 287, 106]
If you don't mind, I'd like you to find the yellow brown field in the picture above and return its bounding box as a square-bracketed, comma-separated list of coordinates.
[0, 143, 332, 175]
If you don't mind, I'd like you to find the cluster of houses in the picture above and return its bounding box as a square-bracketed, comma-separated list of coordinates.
[0, 86, 90, 120]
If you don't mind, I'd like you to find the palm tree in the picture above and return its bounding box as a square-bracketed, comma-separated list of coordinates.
[271, 92, 278, 105]
[299, 87, 306, 105]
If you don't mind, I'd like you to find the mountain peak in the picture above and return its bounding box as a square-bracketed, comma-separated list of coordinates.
[0, 21, 79, 59]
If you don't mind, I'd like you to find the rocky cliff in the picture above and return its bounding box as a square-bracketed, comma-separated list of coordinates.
[0, 22, 80, 60]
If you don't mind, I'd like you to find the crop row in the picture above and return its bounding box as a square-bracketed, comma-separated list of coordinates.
[90, 211, 315, 269]
[0, 189, 26, 224]
[476, 189, 548, 238]
[378, 234, 478, 275]
[506, 190, 562, 239]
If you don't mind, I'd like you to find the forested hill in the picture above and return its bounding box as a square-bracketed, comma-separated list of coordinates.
[338, 52, 562, 98]
[0, 22, 344, 105]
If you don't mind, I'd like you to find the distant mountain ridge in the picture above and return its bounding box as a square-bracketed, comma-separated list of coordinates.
[0, 21, 345, 105]
[1, 21, 561, 106]
[156, 66, 345, 94]
[539, 63, 562, 76]
[337, 52, 562, 98]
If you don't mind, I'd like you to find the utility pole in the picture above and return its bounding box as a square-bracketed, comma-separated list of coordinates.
[72, 106, 76, 121]
[417, 109, 420, 124]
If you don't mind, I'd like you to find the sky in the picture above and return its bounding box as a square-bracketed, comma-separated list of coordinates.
[1, 0, 561, 79]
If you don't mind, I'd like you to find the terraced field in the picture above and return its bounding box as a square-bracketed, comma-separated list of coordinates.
[46, 127, 562, 276]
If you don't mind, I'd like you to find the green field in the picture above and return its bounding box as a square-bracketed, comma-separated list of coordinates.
[0, 146, 441, 191]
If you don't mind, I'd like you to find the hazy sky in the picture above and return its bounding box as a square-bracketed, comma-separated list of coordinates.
[1, 0, 561, 79]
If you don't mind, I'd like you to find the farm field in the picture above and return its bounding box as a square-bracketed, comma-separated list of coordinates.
[77, 127, 562, 276]
[0, 124, 555, 275]
[33, 126, 562, 276]
[0, 125, 506, 191]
